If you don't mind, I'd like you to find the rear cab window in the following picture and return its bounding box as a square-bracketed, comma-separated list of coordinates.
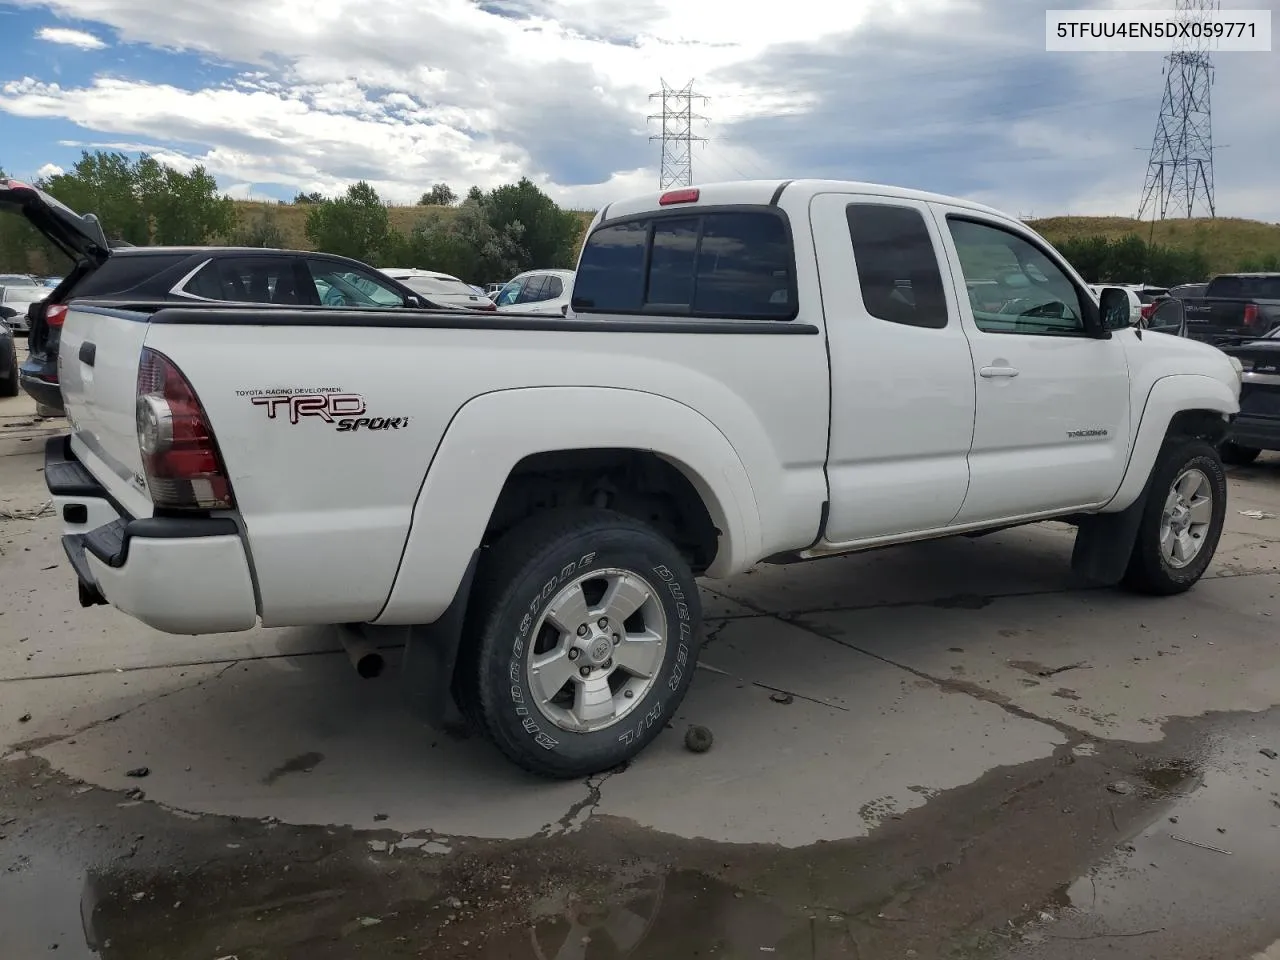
[572, 208, 797, 320]
[1206, 275, 1280, 300]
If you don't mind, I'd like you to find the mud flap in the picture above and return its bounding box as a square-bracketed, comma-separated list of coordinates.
[398, 549, 480, 735]
[1070, 483, 1151, 585]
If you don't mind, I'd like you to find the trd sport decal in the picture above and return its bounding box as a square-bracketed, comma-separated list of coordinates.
[240, 388, 411, 432]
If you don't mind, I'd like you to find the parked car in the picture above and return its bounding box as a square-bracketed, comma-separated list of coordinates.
[492, 268, 575, 315]
[0, 281, 48, 332]
[1217, 326, 1280, 464]
[484, 282, 507, 297]
[0, 315, 17, 397]
[1168, 282, 1208, 300]
[0, 182, 456, 415]
[1173, 273, 1280, 344]
[12, 177, 1244, 779]
[379, 268, 497, 311]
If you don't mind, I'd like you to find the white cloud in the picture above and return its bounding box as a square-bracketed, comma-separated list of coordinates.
[35, 162, 64, 177]
[35, 26, 107, 49]
[2, 0, 1278, 218]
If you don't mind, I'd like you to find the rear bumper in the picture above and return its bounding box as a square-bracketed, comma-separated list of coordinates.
[45, 436, 259, 634]
[19, 355, 63, 413]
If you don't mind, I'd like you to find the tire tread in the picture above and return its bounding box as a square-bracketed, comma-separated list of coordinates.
[457, 507, 701, 778]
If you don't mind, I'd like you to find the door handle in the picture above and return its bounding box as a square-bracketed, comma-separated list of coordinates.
[979, 365, 1018, 378]
[78, 341, 96, 367]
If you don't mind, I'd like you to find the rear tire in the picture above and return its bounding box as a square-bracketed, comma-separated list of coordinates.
[456, 507, 703, 779]
[0, 355, 17, 398]
[1220, 441, 1261, 466]
[1120, 439, 1226, 596]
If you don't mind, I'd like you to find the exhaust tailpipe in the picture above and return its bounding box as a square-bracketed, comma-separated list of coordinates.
[339, 630, 385, 679]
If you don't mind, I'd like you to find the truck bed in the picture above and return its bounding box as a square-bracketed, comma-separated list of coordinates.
[56, 299, 832, 629]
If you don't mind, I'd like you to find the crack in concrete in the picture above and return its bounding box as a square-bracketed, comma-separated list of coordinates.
[700, 566, 1278, 623]
[697, 661, 849, 712]
[3, 660, 242, 760]
[697, 584, 1088, 740]
[539, 764, 628, 838]
[787, 614, 1089, 741]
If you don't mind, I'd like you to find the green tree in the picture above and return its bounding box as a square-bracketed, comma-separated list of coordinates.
[1237, 251, 1280, 272]
[40, 151, 150, 244]
[35, 150, 234, 246]
[387, 197, 524, 283]
[293, 191, 323, 204]
[0, 162, 69, 272]
[232, 205, 287, 248]
[303, 181, 390, 263]
[133, 155, 235, 245]
[478, 177, 580, 270]
[418, 183, 457, 206]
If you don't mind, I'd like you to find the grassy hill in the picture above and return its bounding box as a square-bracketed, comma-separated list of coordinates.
[1027, 215, 1280, 275]
[235, 202, 1280, 277]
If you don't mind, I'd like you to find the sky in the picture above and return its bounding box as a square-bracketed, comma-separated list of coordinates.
[0, 0, 1276, 218]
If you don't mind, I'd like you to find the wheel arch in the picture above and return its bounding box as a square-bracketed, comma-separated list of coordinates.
[374, 386, 762, 625]
[1103, 374, 1238, 513]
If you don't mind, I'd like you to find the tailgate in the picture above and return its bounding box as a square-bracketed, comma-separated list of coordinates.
[1181, 298, 1266, 341]
[58, 304, 154, 518]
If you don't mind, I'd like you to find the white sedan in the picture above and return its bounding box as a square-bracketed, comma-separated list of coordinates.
[491, 269, 575, 316]
[379, 268, 496, 312]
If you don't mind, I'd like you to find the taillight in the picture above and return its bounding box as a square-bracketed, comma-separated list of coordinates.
[46, 304, 68, 327]
[1140, 303, 1157, 321]
[1243, 303, 1259, 327]
[135, 348, 235, 510]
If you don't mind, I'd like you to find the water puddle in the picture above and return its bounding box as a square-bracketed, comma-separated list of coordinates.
[0, 850, 98, 958]
[1002, 716, 1280, 958]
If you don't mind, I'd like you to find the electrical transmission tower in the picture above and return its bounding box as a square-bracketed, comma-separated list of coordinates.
[1136, 0, 1218, 220]
[648, 79, 708, 189]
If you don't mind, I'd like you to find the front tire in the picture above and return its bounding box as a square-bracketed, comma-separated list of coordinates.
[1121, 439, 1227, 596]
[457, 507, 703, 779]
[1220, 441, 1261, 466]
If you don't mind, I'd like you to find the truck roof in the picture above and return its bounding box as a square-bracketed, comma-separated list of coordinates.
[597, 179, 1016, 224]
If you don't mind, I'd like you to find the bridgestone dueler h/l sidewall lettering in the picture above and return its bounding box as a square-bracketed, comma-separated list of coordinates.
[460, 508, 703, 779]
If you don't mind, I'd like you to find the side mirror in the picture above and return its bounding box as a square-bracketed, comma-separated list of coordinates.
[1098, 287, 1133, 331]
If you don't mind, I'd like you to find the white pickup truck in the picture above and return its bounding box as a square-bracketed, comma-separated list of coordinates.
[6, 178, 1244, 779]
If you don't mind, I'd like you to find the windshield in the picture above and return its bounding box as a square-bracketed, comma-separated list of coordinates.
[403, 275, 476, 297]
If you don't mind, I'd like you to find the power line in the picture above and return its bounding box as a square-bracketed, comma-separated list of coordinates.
[1137, 0, 1218, 220]
[648, 79, 708, 189]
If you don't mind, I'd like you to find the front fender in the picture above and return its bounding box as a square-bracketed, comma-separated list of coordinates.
[1104, 373, 1238, 512]
[373, 386, 763, 625]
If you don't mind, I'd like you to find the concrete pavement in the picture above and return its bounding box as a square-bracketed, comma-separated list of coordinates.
[3, 384, 1280, 958]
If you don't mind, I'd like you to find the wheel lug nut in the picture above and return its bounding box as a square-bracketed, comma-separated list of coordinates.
[580, 666, 591, 678]
[612, 633, 620, 645]
[569, 649, 579, 660]
[577, 624, 588, 637]
[624, 689, 634, 699]
[598, 617, 609, 629]
[603, 658, 612, 670]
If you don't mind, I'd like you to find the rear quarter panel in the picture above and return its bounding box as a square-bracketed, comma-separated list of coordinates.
[142, 316, 830, 627]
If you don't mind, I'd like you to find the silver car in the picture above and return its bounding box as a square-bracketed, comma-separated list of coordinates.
[0, 282, 48, 333]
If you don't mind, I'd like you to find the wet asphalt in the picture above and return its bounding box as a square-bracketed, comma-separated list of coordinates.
[3, 392, 1280, 960]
